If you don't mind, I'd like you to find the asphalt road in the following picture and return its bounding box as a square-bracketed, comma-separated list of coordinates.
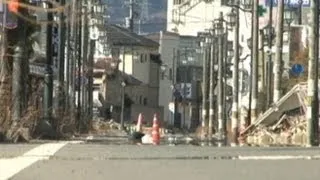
[0, 144, 40, 158]
[2, 142, 320, 180]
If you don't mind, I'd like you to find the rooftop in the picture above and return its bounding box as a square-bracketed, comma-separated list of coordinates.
[98, 24, 159, 47]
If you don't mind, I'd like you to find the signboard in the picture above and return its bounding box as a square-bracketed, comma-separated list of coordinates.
[29, 64, 57, 76]
[90, 25, 99, 40]
[177, 83, 192, 99]
[0, 3, 3, 12]
[265, 0, 310, 7]
[291, 63, 304, 76]
[0, 4, 18, 29]
[29, 64, 46, 76]
[168, 102, 175, 113]
[52, 22, 59, 71]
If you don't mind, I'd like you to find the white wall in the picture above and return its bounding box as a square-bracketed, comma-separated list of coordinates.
[118, 47, 159, 85]
[158, 31, 180, 125]
[132, 48, 152, 84]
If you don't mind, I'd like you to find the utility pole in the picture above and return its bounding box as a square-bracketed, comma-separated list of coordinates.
[65, 0, 72, 109]
[172, 48, 177, 126]
[87, 0, 95, 128]
[200, 38, 208, 144]
[81, 3, 89, 128]
[297, 0, 303, 25]
[306, 0, 319, 147]
[12, 11, 27, 123]
[251, 0, 259, 123]
[208, 35, 215, 145]
[120, 47, 126, 130]
[57, 0, 66, 119]
[44, 1, 54, 127]
[76, 0, 83, 131]
[259, 29, 265, 111]
[231, 5, 240, 147]
[69, 0, 77, 119]
[273, 0, 284, 103]
[129, 0, 134, 32]
[217, 12, 225, 146]
[266, 0, 273, 107]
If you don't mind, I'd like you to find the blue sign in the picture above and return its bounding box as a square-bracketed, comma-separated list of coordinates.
[265, 0, 311, 7]
[291, 64, 304, 76]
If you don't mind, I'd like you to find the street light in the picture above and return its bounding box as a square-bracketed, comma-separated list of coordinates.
[120, 80, 126, 130]
[284, 7, 295, 25]
[214, 20, 224, 36]
[160, 64, 168, 73]
[227, 9, 237, 27]
[209, 27, 215, 36]
[228, 48, 234, 58]
[241, 0, 253, 9]
[263, 25, 275, 41]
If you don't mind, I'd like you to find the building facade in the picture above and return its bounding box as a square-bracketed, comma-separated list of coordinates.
[93, 24, 163, 123]
[146, 31, 203, 129]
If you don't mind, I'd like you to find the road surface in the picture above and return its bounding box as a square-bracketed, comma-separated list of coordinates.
[1, 140, 320, 180]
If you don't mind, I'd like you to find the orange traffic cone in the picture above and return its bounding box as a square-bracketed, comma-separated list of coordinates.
[136, 113, 143, 132]
[151, 114, 160, 145]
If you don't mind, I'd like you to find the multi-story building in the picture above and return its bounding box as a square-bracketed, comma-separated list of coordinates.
[166, 0, 254, 110]
[93, 24, 163, 123]
[146, 31, 203, 129]
[166, 0, 313, 110]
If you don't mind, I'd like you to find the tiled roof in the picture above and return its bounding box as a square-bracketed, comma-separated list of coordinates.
[98, 24, 159, 47]
[119, 71, 143, 86]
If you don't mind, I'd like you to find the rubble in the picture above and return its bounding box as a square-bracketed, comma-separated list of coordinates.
[243, 82, 317, 146]
[90, 119, 127, 136]
[245, 113, 309, 146]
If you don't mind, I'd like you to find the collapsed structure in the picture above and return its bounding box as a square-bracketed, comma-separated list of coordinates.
[242, 82, 319, 146]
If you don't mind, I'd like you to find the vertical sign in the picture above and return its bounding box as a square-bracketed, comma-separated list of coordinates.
[52, 13, 59, 76]
[0, 4, 18, 29]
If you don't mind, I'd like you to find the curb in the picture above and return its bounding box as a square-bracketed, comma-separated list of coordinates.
[48, 155, 320, 161]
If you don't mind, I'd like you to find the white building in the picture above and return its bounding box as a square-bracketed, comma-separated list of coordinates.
[166, 0, 295, 108]
[146, 31, 203, 129]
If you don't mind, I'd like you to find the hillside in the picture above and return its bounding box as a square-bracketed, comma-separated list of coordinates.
[105, 0, 167, 34]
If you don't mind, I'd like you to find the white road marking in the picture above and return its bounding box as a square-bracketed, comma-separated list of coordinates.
[238, 155, 320, 160]
[0, 141, 83, 180]
[86, 135, 94, 140]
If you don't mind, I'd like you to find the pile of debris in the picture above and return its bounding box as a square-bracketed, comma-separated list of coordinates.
[90, 119, 127, 136]
[243, 82, 316, 146]
[90, 118, 170, 138]
[246, 114, 307, 146]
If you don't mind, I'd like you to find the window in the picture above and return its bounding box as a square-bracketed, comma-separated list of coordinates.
[161, 71, 165, 80]
[169, 68, 173, 80]
[144, 54, 148, 62]
[139, 53, 148, 63]
[133, 52, 139, 61]
[173, 0, 183, 5]
[143, 98, 148, 105]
